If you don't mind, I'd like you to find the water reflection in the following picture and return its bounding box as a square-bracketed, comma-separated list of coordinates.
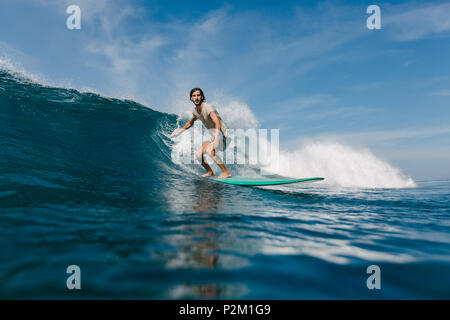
[157, 175, 428, 299]
[161, 178, 237, 298]
[163, 175, 228, 213]
[191, 179, 227, 213]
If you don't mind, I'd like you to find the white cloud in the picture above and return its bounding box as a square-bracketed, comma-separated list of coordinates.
[28, 0, 113, 24]
[306, 125, 450, 145]
[283, 125, 450, 157]
[10, 2, 379, 113]
[305, 106, 374, 120]
[14, 1, 450, 120]
[384, 2, 450, 41]
[260, 94, 334, 123]
[65, 0, 110, 23]
[430, 89, 450, 96]
[289, 95, 331, 110]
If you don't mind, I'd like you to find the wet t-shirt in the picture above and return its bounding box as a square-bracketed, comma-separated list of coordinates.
[192, 103, 230, 138]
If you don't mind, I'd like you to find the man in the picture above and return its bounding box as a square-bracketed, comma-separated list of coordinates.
[170, 88, 232, 179]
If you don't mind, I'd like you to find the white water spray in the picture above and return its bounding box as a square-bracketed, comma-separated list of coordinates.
[169, 97, 415, 188]
[262, 141, 416, 188]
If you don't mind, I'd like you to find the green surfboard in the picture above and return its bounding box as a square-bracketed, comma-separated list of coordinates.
[211, 177, 324, 186]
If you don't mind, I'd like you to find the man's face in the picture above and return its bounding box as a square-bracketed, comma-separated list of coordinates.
[190, 90, 203, 105]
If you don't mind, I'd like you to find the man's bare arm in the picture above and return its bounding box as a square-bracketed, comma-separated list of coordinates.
[170, 116, 196, 138]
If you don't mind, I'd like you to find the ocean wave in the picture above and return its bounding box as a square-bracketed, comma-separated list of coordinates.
[1, 68, 415, 192]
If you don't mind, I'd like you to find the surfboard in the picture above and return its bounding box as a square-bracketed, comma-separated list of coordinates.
[211, 177, 324, 186]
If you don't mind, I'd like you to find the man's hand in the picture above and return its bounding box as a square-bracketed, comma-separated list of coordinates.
[170, 116, 195, 139]
[170, 129, 182, 139]
[211, 134, 220, 148]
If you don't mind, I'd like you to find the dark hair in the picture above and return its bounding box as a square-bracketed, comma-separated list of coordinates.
[190, 88, 205, 102]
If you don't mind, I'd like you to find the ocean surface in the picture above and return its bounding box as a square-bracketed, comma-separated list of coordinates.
[1, 69, 449, 299]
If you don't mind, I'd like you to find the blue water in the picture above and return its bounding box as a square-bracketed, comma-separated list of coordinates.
[1, 70, 449, 299]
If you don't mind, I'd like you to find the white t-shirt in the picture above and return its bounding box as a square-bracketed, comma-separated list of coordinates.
[192, 103, 230, 138]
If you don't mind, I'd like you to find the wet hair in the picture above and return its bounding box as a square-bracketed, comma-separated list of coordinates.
[190, 88, 205, 102]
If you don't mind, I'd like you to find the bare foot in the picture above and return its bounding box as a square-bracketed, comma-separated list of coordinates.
[218, 173, 231, 179]
[202, 172, 214, 177]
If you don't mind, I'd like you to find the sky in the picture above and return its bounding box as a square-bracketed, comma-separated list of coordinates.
[0, 0, 449, 180]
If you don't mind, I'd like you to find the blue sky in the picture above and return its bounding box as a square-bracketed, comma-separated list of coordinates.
[0, 0, 449, 180]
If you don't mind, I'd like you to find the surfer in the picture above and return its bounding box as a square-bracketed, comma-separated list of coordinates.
[170, 88, 232, 179]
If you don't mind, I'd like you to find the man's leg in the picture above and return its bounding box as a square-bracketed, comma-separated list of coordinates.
[207, 144, 231, 179]
[196, 142, 214, 177]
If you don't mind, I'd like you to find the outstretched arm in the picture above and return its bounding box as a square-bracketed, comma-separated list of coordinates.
[170, 116, 196, 138]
